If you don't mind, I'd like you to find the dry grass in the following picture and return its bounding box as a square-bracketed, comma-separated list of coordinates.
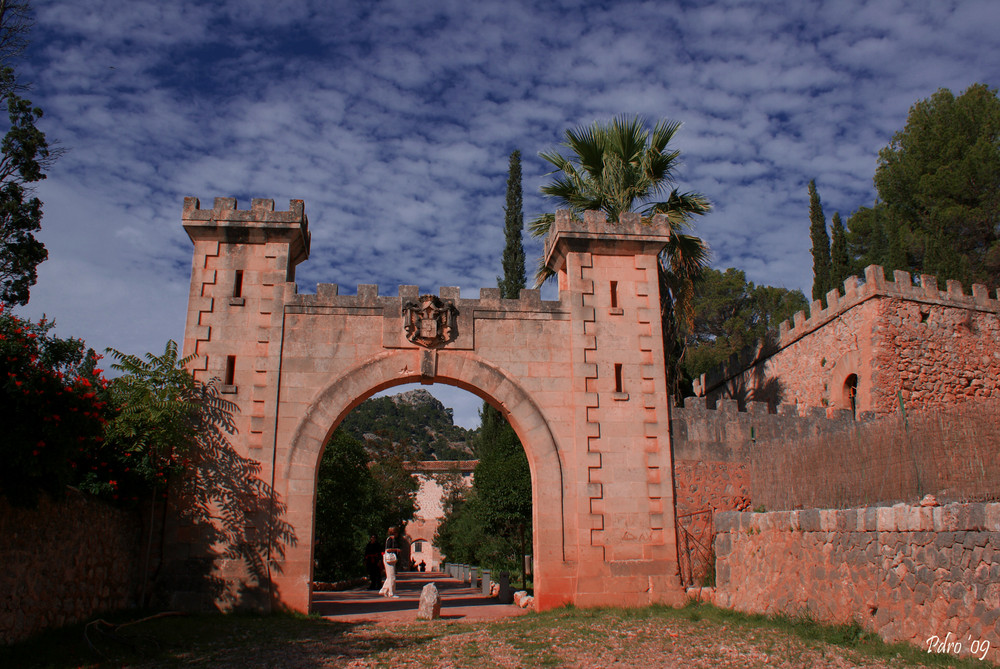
[751, 401, 1000, 510]
[4, 604, 993, 668]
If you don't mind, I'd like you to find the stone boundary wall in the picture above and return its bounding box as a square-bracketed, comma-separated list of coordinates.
[670, 398, 854, 584]
[694, 264, 1000, 400]
[1, 489, 142, 644]
[670, 397, 853, 517]
[714, 503, 1000, 661]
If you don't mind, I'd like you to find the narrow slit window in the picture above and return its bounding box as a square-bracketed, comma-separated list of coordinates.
[233, 270, 244, 298]
[614, 363, 623, 393]
[610, 281, 618, 308]
[225, 355, 236, 386]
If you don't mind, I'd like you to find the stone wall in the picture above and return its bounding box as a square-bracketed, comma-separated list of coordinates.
[669, 397, 853, 584]
[670, 397, 855, 515]
[695, 265, 1000, 417]
[1, 489, 142, 644]
[714, 503, 1000, 661]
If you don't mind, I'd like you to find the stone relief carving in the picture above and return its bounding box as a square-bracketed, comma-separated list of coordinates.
[402, 294, 458, 348]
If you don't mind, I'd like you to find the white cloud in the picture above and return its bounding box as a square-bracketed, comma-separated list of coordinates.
[13, 0, 1000, 423]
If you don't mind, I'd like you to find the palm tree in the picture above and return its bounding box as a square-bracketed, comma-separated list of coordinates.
[529, 115, 712, 400]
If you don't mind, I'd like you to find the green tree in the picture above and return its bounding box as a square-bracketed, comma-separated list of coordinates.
[528, 115, 712, 399]
[102, 341, 233, 488]
[0, 2, 52, 306]
[470, 401, 532, 575]
[101, 340, 252, 605]
[848, 83, 1000, 288]
[683, 268, 808, 380]
[498, 150, 525, 300]
[808, 180, 831, 301]
[436, 150, 534, 580]
[313, 429, 383, 582]
[829, 212, 849, 291]
[0, 305, 108, 507]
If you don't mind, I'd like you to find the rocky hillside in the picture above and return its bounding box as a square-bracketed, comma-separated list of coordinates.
[338, 389, 476, 460]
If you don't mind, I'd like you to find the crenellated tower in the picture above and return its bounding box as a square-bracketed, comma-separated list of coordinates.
[181, 197, 310, 458]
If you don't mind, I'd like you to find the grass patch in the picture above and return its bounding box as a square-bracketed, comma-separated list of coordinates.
[3, 603, 993, 668]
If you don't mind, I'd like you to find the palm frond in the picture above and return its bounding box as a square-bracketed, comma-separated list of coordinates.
[528, 212, 555, 238]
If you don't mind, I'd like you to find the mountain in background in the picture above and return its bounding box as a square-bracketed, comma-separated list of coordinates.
[338, 389, 476, 460]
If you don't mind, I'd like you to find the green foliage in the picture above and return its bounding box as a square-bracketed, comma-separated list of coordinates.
[313, 422, 420, 581]
[529, 114, 712, 401]
[433, 484, 488, 565]
[849, 83, 1000, 289]
[313, 430, 383, 582]
[436, 403, 532, 576]
[102, 341, 218, 488]
[0, 305, 109, 506]
[808, 180, 831, 301]
[498, 149, 525, 300]
[0, 66, 50, 306]
[829, 212, 849, 291]
[337, 389, 474, 460]
[683, 268, 807, 380]
[438, 149, 534, 576]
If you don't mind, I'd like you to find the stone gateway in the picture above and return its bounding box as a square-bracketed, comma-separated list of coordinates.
[178, 198, 686, 612]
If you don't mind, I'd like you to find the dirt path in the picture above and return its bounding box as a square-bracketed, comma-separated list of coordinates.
[312, 571, 529, 623]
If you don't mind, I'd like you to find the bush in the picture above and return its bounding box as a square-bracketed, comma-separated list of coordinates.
[0, 304, 109, 506]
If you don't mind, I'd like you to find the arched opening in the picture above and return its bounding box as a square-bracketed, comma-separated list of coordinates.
[844, 374, 859, 417]
[311, 382, 481, 590]
[277, 351, 564, 613]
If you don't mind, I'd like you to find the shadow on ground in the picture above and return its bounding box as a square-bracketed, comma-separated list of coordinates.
[312, 571, 528, 623]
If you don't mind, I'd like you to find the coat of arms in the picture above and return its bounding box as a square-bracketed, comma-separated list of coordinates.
[402, 295, 458, 348]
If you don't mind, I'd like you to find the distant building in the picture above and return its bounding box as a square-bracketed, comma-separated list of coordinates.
[403, 460, 476, 570]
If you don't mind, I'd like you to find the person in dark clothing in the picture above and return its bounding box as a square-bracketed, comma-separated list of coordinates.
[363, 535, 382, 590]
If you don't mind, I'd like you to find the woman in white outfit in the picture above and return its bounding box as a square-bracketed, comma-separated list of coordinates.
[378, 527, 400, 598]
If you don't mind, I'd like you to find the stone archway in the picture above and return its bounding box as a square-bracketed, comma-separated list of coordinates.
[178, 198, 686, 613]
[280, 351, 567, 611]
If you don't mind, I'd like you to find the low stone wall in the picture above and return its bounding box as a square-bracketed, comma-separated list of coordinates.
[0, 489, 142, 645]
[714, 502, 1000, 661]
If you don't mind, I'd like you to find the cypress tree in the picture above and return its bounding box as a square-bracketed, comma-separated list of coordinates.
[470, 150, 531, 579]
[808, 180, 832, 301]
[829, 212, 849, 292]
[498, 150, 525, 300]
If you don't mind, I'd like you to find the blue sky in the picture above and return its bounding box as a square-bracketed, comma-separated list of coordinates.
[14, 0, 1000, 428]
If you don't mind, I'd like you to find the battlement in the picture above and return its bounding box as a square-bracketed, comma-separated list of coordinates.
[675, 396, 855, 422]
[290, 283, 565, 313]
[694, 264, 1000, 397]
[182, 197, 311, 267]
[777, 264, 1000, 347]
[182, 196, 307, 224]
[543, 209, 672, 272]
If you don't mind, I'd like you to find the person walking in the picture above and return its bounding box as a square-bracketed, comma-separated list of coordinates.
[378, 527, 400, 598]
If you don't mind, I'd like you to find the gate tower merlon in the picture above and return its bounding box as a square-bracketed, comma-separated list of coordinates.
[545, 209, 684, 606]
[181, 197, 310, 454]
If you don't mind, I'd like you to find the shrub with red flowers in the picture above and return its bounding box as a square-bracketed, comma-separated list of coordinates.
[0, 303, 111, 506]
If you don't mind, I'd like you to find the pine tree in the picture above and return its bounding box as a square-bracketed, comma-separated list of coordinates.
[498, 150, 525, 300]
[829, 212, 849, 292]
[808, 180, 832, 301]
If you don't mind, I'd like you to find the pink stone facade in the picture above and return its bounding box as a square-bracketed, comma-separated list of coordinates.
[714, 503, 1000, 661]
[1, 490, 141, 644]
[696, 265, 1000, 416]
[179, 200, 685, 613]
[404, 460, 475, 571]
